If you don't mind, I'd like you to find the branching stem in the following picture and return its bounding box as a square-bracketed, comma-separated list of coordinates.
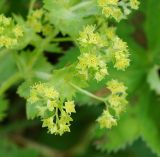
[70, 83, 106, 103]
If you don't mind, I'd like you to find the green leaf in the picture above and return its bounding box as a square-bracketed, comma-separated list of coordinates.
[16, 51, 53, 81]
[0, 52, 18, 84]
[147, 65, 160, 95]
[56, 47, 80, 68]
[142, 0, 160, 51]
[44, 43, 62, 53]
[26, 102, 40, 120]
[0, 97, 8, 121]
[0, 0, 8, 13]
[138, 88, 160, 156]
[43, 0, 97, 37]
[17, 81, 32, 98]
[0, 138, 39, 157]
[51, 66, 87, 100]
[141, 0, 160, 63]
[13, 15, 39, 50]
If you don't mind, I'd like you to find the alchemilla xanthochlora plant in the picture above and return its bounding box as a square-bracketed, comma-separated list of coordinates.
[0, 0, 139, 136]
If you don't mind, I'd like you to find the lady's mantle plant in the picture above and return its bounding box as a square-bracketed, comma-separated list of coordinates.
[0, 0, 139, 135]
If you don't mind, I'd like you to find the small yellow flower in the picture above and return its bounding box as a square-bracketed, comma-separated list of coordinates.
[98, 0, 122, 21]
[78, 25, 104, 47]
[42, 117, 53, 128]
[47, 100, 57, 111]
[28, 94, 39, 104]
[0, 36, 17, 48]
[42, 24, 54, 36]
[113, 37, 128, 52]
[108, 94, 128, 116]
[98, 0, 118, 6]
[48, 125, 58, 134]
[13, 25, 23, 38]
[64, 101, 76, 114]
[111, 8, 123, 22]
[32, 9, 43, 19]
[106, 27, 116, 40]
[107, 79, 127, 94]
[59, 124, 70, 136]
[130, 0, 140, 10]
[77, 53, 100, 70]
[95, 67, 108, 81]
[95, 72, 103, 81]
[114, 54, 130, 71]
[44, 87, 59, 99]
[0, 15, 11, 26]
[97, 110, 117, 129]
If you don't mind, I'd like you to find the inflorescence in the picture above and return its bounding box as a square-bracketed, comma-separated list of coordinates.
[0, 14, 23, 48]
[27, 9, 55, 36]
[28, 83, 76, 135]
[26, 0, 139, 134]
[98, 0, 140, 22]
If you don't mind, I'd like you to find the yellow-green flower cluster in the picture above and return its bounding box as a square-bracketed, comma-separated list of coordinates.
[78, 25, 105, 47]
[77, 25, 109, 81]
[77, 24, 130, 81]
[98, 0, 122, 21]
[107, 79, 128, 116]
[98, 0, 140, 21]
[103, 27, 130, 70]
[111, 37, 130, 70]
[77, 52, 108, 81]
[104, 28, 130, 71]
[28, 83, 76, 135]
[27, 9, 54, 36]
[97, 79, 128, 129]
[0, 14, 23, 48]
[97, 110, 117, 129]
[130, 0, 140, 10]
[27, 9, 43, 33]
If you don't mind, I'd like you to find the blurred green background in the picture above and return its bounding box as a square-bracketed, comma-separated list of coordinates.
[0, 0, 160, 157]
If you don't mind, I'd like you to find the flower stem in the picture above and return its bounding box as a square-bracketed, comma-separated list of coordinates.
[52, 37, 73, 42]
[0, 72, 22, 96]
[29, 0, 36, 15]
[70, 83, 106, 103]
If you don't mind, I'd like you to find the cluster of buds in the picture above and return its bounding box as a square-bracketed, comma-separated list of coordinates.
[97, 79, 128, 129]
[107, 80, 128, 116]
[78, 25, 105, 47]
[97, 110, 117, 129]
[28, 83, 76, 135]
[27, 9, 54, 36]
[77, 52, 108, 81]
[98, 0, 140, 21]
[77, 25, 109, 81]
[113, 37, 130, 70]
[77, 24, 130, 81]
[105, 27, 130, 71]
[0, 14, 23, 48]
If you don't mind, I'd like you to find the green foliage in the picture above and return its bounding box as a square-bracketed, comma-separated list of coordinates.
[0, 138, 39, 157]
[147, 66, 160, 95]
[0, 97, 8, 121]
[92, 0, 160, 155]
[43, 0, 98, 37]
[0, 0, 160, 157]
